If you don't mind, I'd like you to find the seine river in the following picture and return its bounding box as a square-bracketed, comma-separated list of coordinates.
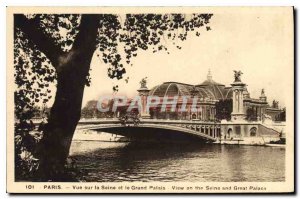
[69, 135, 285, 182]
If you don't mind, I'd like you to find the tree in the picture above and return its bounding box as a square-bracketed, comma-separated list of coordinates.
[14, 13, 213, 180]
[81, 99, 116, 118]
[215, 99, 232, 121]
[277, 107, 286, 121]
[81, 100, 98, 118]
[246, 107, 257, 121]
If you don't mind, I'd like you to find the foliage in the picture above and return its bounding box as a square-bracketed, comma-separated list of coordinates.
[245, 107, 258, 121]
[95, 14, 213, 83]
[15, 13, 213, 112]
[215, 99, 232, 121]
[15, 121, 42, 180]
[14, 13, 213, 179]
[276, 107, 286, 121]
[81, 100, 115, 118]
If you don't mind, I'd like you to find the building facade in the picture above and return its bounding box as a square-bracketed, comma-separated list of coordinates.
[136, 70, 284, 122]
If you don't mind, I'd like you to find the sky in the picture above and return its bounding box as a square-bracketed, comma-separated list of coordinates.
[81, 7, 293, 109]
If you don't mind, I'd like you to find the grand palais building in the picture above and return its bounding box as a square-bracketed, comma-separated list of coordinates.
[135, 70, 284, 122]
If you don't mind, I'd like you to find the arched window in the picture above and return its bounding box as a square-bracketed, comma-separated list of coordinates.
[250, 127, 257, 137]
[227, 128, 232, 138]
[192, 113, 197, 119]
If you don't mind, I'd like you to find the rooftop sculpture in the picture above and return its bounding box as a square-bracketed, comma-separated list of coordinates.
[140, 77, 148, 88]
[233, 70, 243, 82]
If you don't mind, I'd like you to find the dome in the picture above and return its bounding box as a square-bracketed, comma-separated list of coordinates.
[196, 70, 232, 100]
[148, 70, 233, 101]
[149, 82, 192, 97]
[149, 82, 215, 99]
[198, 69, 224, 87]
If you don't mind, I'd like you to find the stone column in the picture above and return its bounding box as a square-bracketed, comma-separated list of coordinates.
[137, 86, 151, 119]
[231, 71, 246, 122]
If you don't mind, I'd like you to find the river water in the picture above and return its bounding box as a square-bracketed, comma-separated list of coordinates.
[69, 139, 285, 182]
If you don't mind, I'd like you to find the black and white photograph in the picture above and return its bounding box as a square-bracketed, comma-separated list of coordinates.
[6, 6, 294, 193]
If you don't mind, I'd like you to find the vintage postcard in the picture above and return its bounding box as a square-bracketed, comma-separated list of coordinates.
[7, 7, 294, 193]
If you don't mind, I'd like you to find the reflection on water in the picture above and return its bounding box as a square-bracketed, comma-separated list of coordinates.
[69, 141, 285, 182]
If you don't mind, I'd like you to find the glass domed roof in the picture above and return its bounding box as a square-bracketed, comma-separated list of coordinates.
[148, 70, 233, 100]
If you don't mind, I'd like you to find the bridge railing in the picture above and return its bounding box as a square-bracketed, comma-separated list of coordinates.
[77, 118, 220, 141]
[78, 118, 219, 125]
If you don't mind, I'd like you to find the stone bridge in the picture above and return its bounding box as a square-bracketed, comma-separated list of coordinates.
[77, 119, 221, 142]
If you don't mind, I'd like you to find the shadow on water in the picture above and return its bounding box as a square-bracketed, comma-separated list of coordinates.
[69, 141, 285, 182]
[70, 142, 218, 182]
[118, 142, 220, 157]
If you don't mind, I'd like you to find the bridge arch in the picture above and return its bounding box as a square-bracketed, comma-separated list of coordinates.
[227, 128, 232, 138]
[77, 123, 216, 142]
[250, 127, 257, 137]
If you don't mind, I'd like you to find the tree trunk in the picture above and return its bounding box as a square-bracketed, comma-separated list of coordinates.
[34, 15, 100, 181]
[36, 57, 89, 180]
